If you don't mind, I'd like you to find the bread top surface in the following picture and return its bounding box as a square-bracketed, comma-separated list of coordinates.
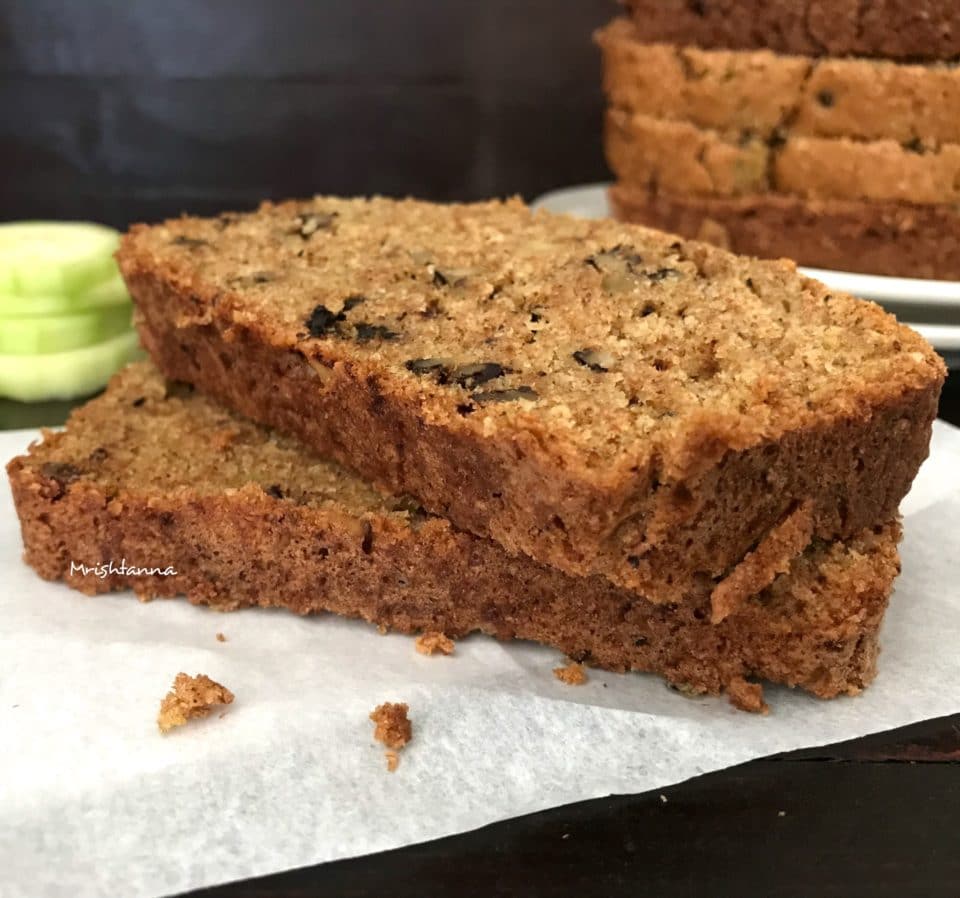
[17, 362, 416, 522]
[117, 196, 944, 481]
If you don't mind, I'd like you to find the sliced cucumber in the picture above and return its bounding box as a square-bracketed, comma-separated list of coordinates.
[0, 222, 120, 297]
[0, 273, 131, 319]
[0, 329, 143, 401]
[0, 305, 133, 356]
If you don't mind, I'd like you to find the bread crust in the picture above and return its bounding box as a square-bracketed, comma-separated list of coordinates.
[621, 0, 960, 61]
[609, 183, 960, 280]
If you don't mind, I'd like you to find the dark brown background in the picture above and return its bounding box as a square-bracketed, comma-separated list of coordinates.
[1, 0, 615, 228]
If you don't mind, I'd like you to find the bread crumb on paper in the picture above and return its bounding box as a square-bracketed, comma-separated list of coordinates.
[726, 676, 770, 714]
[370, 702, 412, 771]
[158, 673, 234, 733]
[415, 631, 454, 656]
[215, 632, 227, 643]
[553, 661, 587, 685]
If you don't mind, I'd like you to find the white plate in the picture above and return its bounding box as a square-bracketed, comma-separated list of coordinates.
[532, 184, 960, 352]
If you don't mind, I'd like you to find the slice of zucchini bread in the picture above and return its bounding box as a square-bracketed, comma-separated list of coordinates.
[7, 362, 904, 705]
[117, 196, 943, 604]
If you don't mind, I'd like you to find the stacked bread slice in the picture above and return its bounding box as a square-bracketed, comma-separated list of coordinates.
[600, 3, 960, 278]
[7, 196, 946, 709]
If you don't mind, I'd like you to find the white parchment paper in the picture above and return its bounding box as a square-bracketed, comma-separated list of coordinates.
[2, 422, 959, 898]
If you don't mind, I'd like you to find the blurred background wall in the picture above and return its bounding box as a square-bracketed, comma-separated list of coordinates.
[0, 0, 615, 227]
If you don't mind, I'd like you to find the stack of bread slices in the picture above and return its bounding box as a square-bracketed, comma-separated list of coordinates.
[7, 195, 946, 711]
[599, 0, 960, 279]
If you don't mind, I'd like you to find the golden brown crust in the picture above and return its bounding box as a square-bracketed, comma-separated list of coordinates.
[158, 673, 234, 733]
[115, 197, 942, 601]
[621, 0, 960, 61]
[609, 184, 960, 280]
[599, 18, 960, 145]
[5, 363, 906, 701]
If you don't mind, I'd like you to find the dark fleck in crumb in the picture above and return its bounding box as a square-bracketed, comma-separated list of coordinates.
[132, 396, 146, 407]
[453, 362, 508, 389]
[40, 461, 83, 493]
[405, 357, 448, 376]
[342, 294, 366, 312]
[305, 304, 342, 337]
[361, 520, 374, 554]
[88, 447, 109, 463]
[265, 484, 284, 500]
[472, 386, 538, 404]
[354, 322, 400, 342]
[163, 380, 194, 399]
[647, 268, 679, 282]
[171, 235, 209, 249]
[816, 89, 835, 108]
[158, 673, 234, 733]
[416, 632, 455, 655]
[573, 349, 613, 372]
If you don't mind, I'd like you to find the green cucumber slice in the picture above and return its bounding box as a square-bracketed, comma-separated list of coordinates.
[0, 273, 131, 319]
[0, 222, 120, 297]
[0, 305, 132, 355]
[0, 330, 142, 401]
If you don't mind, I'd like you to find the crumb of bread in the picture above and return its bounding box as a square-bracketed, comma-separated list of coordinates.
[553, 661, 587, 685]
[415, 631, 455, 656]
[377, 624, 388, 635]
[216, 632, 226, 642]
[158, 672, 235, 733]
[370, 702, 412, 751]
[385, 750, 400, 772]
[726, 676, 770, 714]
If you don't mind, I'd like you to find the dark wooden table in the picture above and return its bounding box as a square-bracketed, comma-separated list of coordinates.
[3, 367, 957, 898]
